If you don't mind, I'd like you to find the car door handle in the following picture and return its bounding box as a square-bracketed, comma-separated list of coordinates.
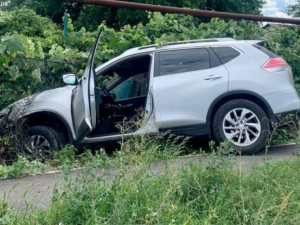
[204, 75, 222, 81]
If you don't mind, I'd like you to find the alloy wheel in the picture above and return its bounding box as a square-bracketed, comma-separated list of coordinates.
[27, 135, 53, 160]
[222, 108, 261, 147]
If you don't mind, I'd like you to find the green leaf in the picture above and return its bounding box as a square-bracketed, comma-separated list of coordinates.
[5, 39, 25, 53]
[37, 41, 44, 59]
[0, 55, 8, 72]
[0, 45, 6, 54]
[32, 68, 42, 82]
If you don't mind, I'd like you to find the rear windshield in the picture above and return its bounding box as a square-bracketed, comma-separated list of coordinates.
[253, 44, 278, 58]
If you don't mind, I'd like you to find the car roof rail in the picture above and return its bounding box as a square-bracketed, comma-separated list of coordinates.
[138, 38, 235, 50]
[164, 38, 235, 46]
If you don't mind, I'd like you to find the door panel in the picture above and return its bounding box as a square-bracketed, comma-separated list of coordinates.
[71, 31, 103, 141]
[153, 65, 229, 129]
[71, 85, 91, 141]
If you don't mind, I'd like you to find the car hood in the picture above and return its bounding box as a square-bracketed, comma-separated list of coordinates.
[0, 85, 76, 123]
[33, 85, 75, 103]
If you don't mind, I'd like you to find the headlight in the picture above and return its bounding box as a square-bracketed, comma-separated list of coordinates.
[0, 107, 12, 117]
[0, 114, 6, 120]
[0, 107, 12, 127]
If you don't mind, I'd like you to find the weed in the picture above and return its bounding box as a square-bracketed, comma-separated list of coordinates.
[53, 145, 76, 171]
[1, 135, 300, 224]
[79, 149, 111, 169]
[2, 118, 300, 224]
[0, 156, 48, 179]
[266, 114, 299, 152]
[116, 132, 187, 166]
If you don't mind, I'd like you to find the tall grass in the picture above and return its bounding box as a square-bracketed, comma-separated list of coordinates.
[1, 133, 300, 224]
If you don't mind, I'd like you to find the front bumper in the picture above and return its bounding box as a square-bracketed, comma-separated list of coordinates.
[0, 112, 11, 129]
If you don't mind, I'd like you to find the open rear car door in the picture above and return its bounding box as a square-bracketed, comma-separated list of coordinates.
[71, 31, 103, 142]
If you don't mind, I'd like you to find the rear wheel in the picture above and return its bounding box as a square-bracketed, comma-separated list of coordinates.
[26, 126, 63, 160]
[213, 100, 270, 154]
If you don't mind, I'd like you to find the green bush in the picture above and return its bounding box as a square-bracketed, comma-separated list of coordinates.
[1, 10, 300, 111]
[0, 9, 58, 37]
[0, 156, 48, 179]
[53, 145, 77, 171]
[7, 0, 264, 30]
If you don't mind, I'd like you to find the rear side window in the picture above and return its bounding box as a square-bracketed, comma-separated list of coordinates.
[253, 44, 278, 58]
[212, 47, 240, 64]
[159, 48, 210, 76]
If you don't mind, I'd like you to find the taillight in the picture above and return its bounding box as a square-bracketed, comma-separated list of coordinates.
[262, 58, 289, 72]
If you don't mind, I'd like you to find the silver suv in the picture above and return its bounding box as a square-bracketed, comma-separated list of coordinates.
[1, 32, 300, 155]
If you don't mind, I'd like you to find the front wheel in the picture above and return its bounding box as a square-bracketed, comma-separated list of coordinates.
[213, 100, 270, 154]
[26, 126, 63, 160]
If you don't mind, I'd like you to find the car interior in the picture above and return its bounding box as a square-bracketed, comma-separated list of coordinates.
[88, 55, 151, 137]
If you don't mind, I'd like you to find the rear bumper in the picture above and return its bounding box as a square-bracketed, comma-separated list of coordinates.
[264, 89, 300, 127]
[263, 89, 300, 116]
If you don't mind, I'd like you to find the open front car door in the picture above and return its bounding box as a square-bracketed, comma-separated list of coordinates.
[71, 31, 103, 142]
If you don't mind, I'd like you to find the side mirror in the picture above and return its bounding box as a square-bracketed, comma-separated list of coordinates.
[63, 74, 78, 85]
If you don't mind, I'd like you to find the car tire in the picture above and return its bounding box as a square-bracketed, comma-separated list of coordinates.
[213, 99, 270, 154]
[26, 126, 63, 160]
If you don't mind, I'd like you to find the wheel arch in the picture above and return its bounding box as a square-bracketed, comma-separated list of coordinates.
[207, 91, 275, 127]
[23, 111, 74, 144]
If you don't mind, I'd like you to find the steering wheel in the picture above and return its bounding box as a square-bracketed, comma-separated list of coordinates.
[101, 86, 115, 104]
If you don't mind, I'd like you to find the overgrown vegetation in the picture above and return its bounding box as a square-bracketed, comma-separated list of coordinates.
[3, 0, 265, 29]
[0, 118, 298, 180]
[266, 114, 300, 148]
[2, 137, 300, 224]
[0, 156, 48, 179]
[0, 7, 300, 167]
[1, 9, 300, 110]
[287, 0, 300, 17]
[1, 3, 300, 224]
[0, 132, 188, 179]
